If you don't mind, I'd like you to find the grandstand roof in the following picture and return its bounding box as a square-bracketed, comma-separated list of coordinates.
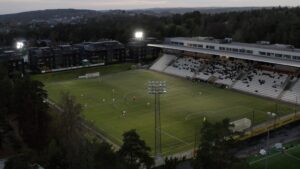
[171, 37, 300, 53]
[148, 44, 300, 68]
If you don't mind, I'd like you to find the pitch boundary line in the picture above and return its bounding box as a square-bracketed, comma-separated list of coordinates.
[249, 152, 281, 165]
[161, 129, 190, 145]
[285, 152, 300, 161]
[249, 145, 300, 165]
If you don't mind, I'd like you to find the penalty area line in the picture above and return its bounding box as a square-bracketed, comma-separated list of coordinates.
[161, 129, 190, 145]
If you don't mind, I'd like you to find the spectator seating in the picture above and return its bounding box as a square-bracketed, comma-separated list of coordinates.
[151, 55, 297, 103]
[164, 57, 204, 78]
[150, 54, 177, 71]
[280, 78, 300, 103]
[233, 69, 288, 98]
[196, 60, 246, 85]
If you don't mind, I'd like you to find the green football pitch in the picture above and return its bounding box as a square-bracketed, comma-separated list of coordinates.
[34, 64, 297, 155]
[248, 141, 300, 169]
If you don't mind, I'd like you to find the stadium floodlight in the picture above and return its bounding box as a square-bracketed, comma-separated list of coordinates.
[16, 41, 24, 49]
[148, 81, 167, 166]
[148, 81, 167, 94]
[135, 31, 144, 40]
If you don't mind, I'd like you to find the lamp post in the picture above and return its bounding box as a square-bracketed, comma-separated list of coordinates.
[265, 112, 277, 169]
[294, 95, 298, 119]
[148, 81, 167, 166]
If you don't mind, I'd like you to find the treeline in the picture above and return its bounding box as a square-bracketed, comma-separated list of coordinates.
[1, 7, 300, 47]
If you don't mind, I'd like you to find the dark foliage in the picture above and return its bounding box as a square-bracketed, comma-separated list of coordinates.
[118, 129, 154, 169]
[193, 119, 240, 169]
[1, 7, 300, 47]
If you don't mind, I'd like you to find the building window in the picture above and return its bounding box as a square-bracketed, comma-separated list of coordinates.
[206, 45, 215, 49]
[259, 51, 266, 56]
[283, 55, 291, 60]
[171, 42, 184, 46]
[246, 50, 253, 54]
[232, 48, 239, 52]
[219, 47, 225, 51]
[293, 56, 300, 60]
[239, 49, 246, 53]
[197, 44, 203, 48]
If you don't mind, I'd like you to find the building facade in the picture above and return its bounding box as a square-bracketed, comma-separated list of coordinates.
[28, 40, 126, 73]
[127, 37, 161, 63]
[0, 50, 24, 72]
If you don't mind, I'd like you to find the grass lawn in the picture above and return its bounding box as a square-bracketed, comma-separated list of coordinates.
[248, 141, 300, 169]
[34, 65, 297, 155]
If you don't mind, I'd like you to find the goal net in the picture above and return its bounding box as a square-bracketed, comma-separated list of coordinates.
[78, 72, 100, 79]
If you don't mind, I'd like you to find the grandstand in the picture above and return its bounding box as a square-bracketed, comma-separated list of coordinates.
[151, 54, 299, 103]
[149, 37, 300, 104]
[281, 79, 300, 103]
[150, 54, 176, 71]
[164, 57, 204, 78]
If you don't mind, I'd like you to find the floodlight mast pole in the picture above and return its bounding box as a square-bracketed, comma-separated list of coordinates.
[148, 81, 166, 164]
[294, 96, 298, 119]
[155, 89, 162, 156]
[265, 112, 277, 169]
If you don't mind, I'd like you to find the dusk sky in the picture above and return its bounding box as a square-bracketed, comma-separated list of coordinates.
[0, 0, 299, 14]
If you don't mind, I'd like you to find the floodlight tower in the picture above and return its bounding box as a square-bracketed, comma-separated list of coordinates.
[148, 81, 167, 165]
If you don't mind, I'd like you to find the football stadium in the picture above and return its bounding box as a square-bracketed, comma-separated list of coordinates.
[34, 37, 300, 156]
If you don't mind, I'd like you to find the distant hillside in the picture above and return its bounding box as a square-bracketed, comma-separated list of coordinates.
[0, 7, 269, 23]
[0, 9, 100, 23]
[130, 7, 269, 15]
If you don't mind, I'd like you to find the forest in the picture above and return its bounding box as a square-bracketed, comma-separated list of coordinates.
[1, 7, 300, 47]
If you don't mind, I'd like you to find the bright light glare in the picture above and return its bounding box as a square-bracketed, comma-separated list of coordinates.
[135, 31, 144, 39]
[16, 41, 24, 49]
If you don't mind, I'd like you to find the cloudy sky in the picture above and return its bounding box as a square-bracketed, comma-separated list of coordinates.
[0, 0, 299, 14]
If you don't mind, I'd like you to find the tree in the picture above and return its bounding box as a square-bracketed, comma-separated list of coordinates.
[44, 92, 94, 169]
[12, 77, 50, 152]
[118, 129, 154, 169]
[58, 92, 83, 140]
[193, 119, 239, 169]
[4, 152, 37, 169]
[160, 157, 186, 169]
[0, 65, 13, 149]
[0, 65, 50, 152]
[94, 142, 122, 169]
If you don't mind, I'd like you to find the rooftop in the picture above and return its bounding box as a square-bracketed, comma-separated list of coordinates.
[170, 37, 300, 53]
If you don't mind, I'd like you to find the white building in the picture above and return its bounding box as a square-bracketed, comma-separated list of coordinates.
[149, 37, 300, 68]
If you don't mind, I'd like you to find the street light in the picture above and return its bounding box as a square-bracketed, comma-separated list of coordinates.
[294, 95, 298, 119]
[265, 112, 277, 169]
[148, 81, 167, 166]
